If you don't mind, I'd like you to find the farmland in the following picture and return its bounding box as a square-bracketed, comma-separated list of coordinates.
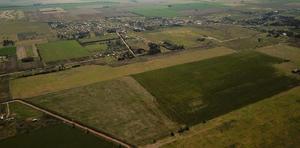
[130, 2, 228, 17]
[38, 40, 90, 63]
[0, 47, 16, 56]
[28, 77, 179, 145]
[10, 47, 235, 98]
[133, 52, 299, 125]
[0, 123, 119, 148]
[131, 25, 259, 48]
[0, 22, 52, 41]
[160, 86, 300, 148]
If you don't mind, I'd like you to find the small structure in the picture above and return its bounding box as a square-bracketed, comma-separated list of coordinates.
[291, 68, 300, 74]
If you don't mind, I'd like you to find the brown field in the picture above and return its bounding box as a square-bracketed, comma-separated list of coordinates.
[10, 47, 235, 98]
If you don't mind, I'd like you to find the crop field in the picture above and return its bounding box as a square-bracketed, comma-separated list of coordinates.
[0, 123, 119, 148]
[10, 47, 235, 98]
[0, 77, 10, 101]
[133, 52, 299, 125]
[0, 22, 52, 40]
[29, 77, 179, 145]
[161, 86, 300, 148]
[130, 2, 227, 17]
[0, 47, 16, 56]
[131, 25, 258, 48]
[38, 40, 90, 63]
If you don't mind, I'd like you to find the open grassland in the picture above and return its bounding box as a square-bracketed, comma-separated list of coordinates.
[130, 2, 227, 17]
[222, 33, 285, 51]
[257, 44, 300, 66]
[0, 22, 52, 40]
[131, 26, 258, 48]
[160, 86, 300, 148]
[29, 77, 179, 145]
[0, 123, 118, 148]
[133, 52, 299, 125]
[38, 40, 90, 63]
[0, 47, 16, 56]
[10, 47, 235, 98]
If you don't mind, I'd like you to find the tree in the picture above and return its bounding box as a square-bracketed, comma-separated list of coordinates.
[148, 42, 161, 55]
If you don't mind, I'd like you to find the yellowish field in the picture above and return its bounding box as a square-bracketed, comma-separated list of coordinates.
[257, 44, 300, 78]
[10, 47, 235, 98]
[257, 44, 300, 66]
[155, 86, 300, 148]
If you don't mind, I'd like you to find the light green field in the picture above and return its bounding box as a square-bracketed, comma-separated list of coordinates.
[38, 40, 90, 63]
[84, 43, 108, 53]
[0, 22, 52, 40]
[131, 26, 258, 48]
[10, 47, 235, 99]
[29, 77, 179, 145]
[160, 86, 300, 148]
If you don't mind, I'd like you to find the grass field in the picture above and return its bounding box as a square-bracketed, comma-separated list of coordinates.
[0, 47, 16, 56]
[160, 86, 300, 148]
[38, 40, 90, 63]
[130, 2, 227, 17]
[133, 52, 299, 125]
[131, 26, 258, 48]
[10, 47, 235, 98]
[84, 43, 108, 53]
[29, 77, 179, 145]
[0, 22, 52, 40]
[0, 123, 119, 148]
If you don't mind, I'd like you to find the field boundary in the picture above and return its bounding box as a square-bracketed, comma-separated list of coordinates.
[0, 99, 134, 148]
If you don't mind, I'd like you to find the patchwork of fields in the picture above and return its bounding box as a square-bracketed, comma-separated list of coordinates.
[10, 47, 235, 98]
[133, 52, 299, 125]
[29, 77, 179, 145]
[38, 40, 90, 63]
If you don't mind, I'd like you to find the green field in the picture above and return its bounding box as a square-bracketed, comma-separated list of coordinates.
[0, 22, 52, 40]
[161, 86, 300, 148]
[130, 2, 227, 17]
[0, 123, 119, 148]
[29, 77, 179, 145]
[133, 52, 299, 125]
[38, 40, 90, 63]
[0, 47, 16, 56]
[84, 43, 108, 53]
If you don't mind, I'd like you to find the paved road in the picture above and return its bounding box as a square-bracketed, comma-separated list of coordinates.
[1, 99, 132, 148]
